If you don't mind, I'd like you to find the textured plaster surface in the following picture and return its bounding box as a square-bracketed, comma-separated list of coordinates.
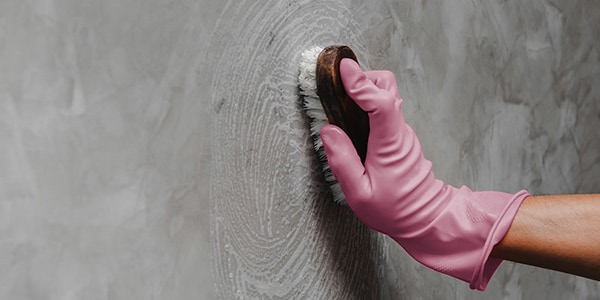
[1, 0, 599, 299]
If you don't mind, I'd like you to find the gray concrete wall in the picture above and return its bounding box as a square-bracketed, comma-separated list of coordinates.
[1, 0, 599, 299]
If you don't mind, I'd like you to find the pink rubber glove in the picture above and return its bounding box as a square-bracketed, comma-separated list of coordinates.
[320, 58, 530, 291]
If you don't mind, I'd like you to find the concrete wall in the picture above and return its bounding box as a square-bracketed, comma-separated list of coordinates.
[1, 0, 599, 299]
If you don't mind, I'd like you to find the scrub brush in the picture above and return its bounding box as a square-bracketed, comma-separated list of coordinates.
[298, 45, 370, 204]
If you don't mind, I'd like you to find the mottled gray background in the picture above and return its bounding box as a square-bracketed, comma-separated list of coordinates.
[1, 0, 599, 299]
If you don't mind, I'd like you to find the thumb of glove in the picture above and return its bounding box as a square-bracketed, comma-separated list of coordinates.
[320, 124, 370, 203]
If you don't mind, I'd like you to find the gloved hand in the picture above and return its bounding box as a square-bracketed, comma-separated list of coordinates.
[320, 58, 530, 291]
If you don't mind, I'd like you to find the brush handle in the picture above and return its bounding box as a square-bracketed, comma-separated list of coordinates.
[316, 45, 369, 163]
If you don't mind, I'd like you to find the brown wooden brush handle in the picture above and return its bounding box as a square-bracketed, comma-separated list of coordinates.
[316, 45, 370, 163]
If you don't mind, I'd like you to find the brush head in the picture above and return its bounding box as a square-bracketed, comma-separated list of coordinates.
[298, 45, 370, 204]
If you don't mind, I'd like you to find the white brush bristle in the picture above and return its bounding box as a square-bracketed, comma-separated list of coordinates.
[298, 46, 346, 205]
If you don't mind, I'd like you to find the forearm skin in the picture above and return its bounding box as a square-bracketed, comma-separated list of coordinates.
[491, 194, 600, 280]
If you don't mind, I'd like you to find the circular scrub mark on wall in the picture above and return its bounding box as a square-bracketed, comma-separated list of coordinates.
[207, 0, 379, 298]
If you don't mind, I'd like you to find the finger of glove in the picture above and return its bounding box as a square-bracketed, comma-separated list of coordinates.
[339, 58, 405, 153]
[364, 70, 401, 100]
[339, 58, 397, 113]
[320, 124, 370, 201]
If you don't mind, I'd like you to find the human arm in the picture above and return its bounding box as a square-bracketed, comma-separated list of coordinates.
[491, 194, 600, 280]
[320, 58, 599, 290]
